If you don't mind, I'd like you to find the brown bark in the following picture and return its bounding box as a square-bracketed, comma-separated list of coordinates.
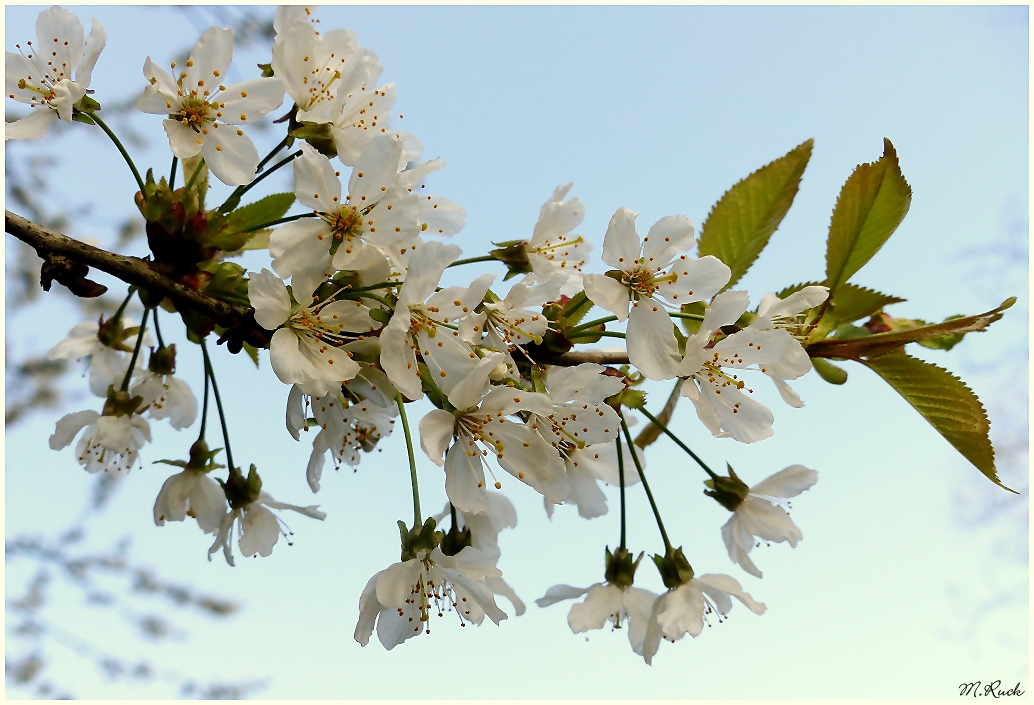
[5, 210, 631, 366]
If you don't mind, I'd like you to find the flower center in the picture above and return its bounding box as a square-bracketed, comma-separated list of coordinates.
[176, 96, 211, 131]
[622, 266, 676, 299]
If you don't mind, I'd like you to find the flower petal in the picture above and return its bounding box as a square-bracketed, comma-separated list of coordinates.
[627, 301, 681, 380]
[582, 274, 630, 321]
[248, 268, 292, 330]
[4, 109, 58, 141]
[601, 207, 641, 270]
[750, 464, 818, 498]
[201, 122, 260, 186]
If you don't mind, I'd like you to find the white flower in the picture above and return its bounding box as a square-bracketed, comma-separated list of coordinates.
[136, 26, 285, 185]
[6, 6, 106, 140]
[419, 367, 570, 514]
[49, 408, 151, 475]
[537, 582, 659, 657]
[249, 268, 379, 397]
[461, 272, 566, 356]
[583, 207, 730, 381]
[270, 138, 421, 298]
[153, 469, 227, 534]
[331, 83, 423, 168]
[527, 363, 641, 519]
[378, 241, 495, 401]
[132, 371, 198, 430]
[47, 317, 149, 397]
[272, 10, 381, 126]
[208, 490, 326, 566]
[748, 285, 829, 407]
[354, 546, 509, 650]
[642, 573, 766, 664]
[721, 465, 818, 578]
[526, 183, 592, 286]
[394, 159, 468, 242]
[295, 384, 398, 492]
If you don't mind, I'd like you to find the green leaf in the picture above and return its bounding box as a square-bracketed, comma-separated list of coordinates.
[825, 139, 912, 291]
[812, 357, 848, 384]
[224, 192, 295, 234]
[826, 284, 906, 328]
[698, 139, 813, 289]
[242, 341, 260, 368]
[863, 352, 1013, 492]
[808, 298, 1014, 361]
[203, 262, 251, 308]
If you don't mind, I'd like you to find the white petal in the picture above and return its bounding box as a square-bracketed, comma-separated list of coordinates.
[643, 215, 694, 269]
[286, 385, 305, 441]
[582, 274, 630, 321]
[75, 18, 106, 87]
[162, 118, 203, 159]
[293, 142, 342, 211]
[4, 109, 57, 141]
[535, 583, 591, 608]
[238, 504, 281, 557]
[184, 27, 234, 97]
[444, 441, 489, 514]
[418, 409, 456, 466]
[750, 464, 818, 498]
[248, 269, 292, 330]
[601, 207, 641, 270]
[50, 410, 100, 450]
[626, 302, 681, 380]
[695, 573, 766, 615]
[218, 77, 285, 125]
[201, 123, 260, 186]
[567, 584, 624, 633]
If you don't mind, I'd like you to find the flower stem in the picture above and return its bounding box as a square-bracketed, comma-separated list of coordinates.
[152, 307, 166, 349]
[447, 255, 498, 269]
[668, 311, 704, 321]
[638, 406, 719, 480]
[90, 113, 146, 194]
[569, 330, 625, 340]
[567, 315, 617, 335]
[256, 135, 292, 173]
[620, 413, 671, 552]
[395, 392, 421, 526]
[198, 348, 210, 441]
[615, 434, 627, 550]
[201, 339, 235, 470]
[120, 307, 150, 391]
[111, 286, 137, 325]
[358, 292, 392, 308]
[246, 212, 319, 232]
[169, 155, 178, 190]
[218, 149, 302, 213]
[184, 157, 206, 192]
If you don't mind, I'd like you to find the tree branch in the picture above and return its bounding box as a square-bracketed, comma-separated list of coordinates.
[6, 210, 627, 367]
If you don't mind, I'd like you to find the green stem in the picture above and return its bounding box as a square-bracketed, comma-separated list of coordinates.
[358, 292, 392, 308]
[450, 503, 459, 531]
[111, 287, 137, 325]
[255, 135, 292, 173]
[120, 308, 150, 391]
[90, 113, 146, 194]
[218, 149, 302, 212]
[201, 340, 234, 470]
[562, 291, 594, 321]
[447, 255, 498, 269]
[169, 155, 178, 190]
[668, 311, 704, 321]
[620, 413, 671, 552]
[567, 315, 618, 335]
[152, 307, 166, 349]
[616, 434, 627, 550]
[395, 392, 421, 526]
[569, 330, 625, 340]
[184, 158, 206, 192]
[247, 212, 319, 231]
[638, 407, 719, 480]
[198, 349, 210, 441]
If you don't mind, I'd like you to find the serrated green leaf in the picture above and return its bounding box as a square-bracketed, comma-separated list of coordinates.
[863, 352, 1012, 492]
[224, 193, 295, 234]
[825, 139, 912, 291]
[827, 284, 906, 327]
[812, 357, 848, 384]
[698, 139, 813, 289]
[242, 341, 260, 367]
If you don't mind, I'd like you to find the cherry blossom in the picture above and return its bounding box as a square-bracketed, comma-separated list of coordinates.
[49, 408, 151, 475]
[537, 582, 659, 656]
[583, 207, 730, 381]
[136, 26, 285, 185]
[209, 490, 326, 566]
[6, 6, 106, 140]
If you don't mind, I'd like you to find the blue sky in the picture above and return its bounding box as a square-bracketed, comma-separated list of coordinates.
[5, 5, 1028, 699]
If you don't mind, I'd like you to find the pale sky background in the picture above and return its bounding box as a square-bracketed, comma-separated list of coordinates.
[4, 4, 1029, 700]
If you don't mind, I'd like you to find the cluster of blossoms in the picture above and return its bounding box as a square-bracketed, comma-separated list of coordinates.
[19, 5, 830, 663]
